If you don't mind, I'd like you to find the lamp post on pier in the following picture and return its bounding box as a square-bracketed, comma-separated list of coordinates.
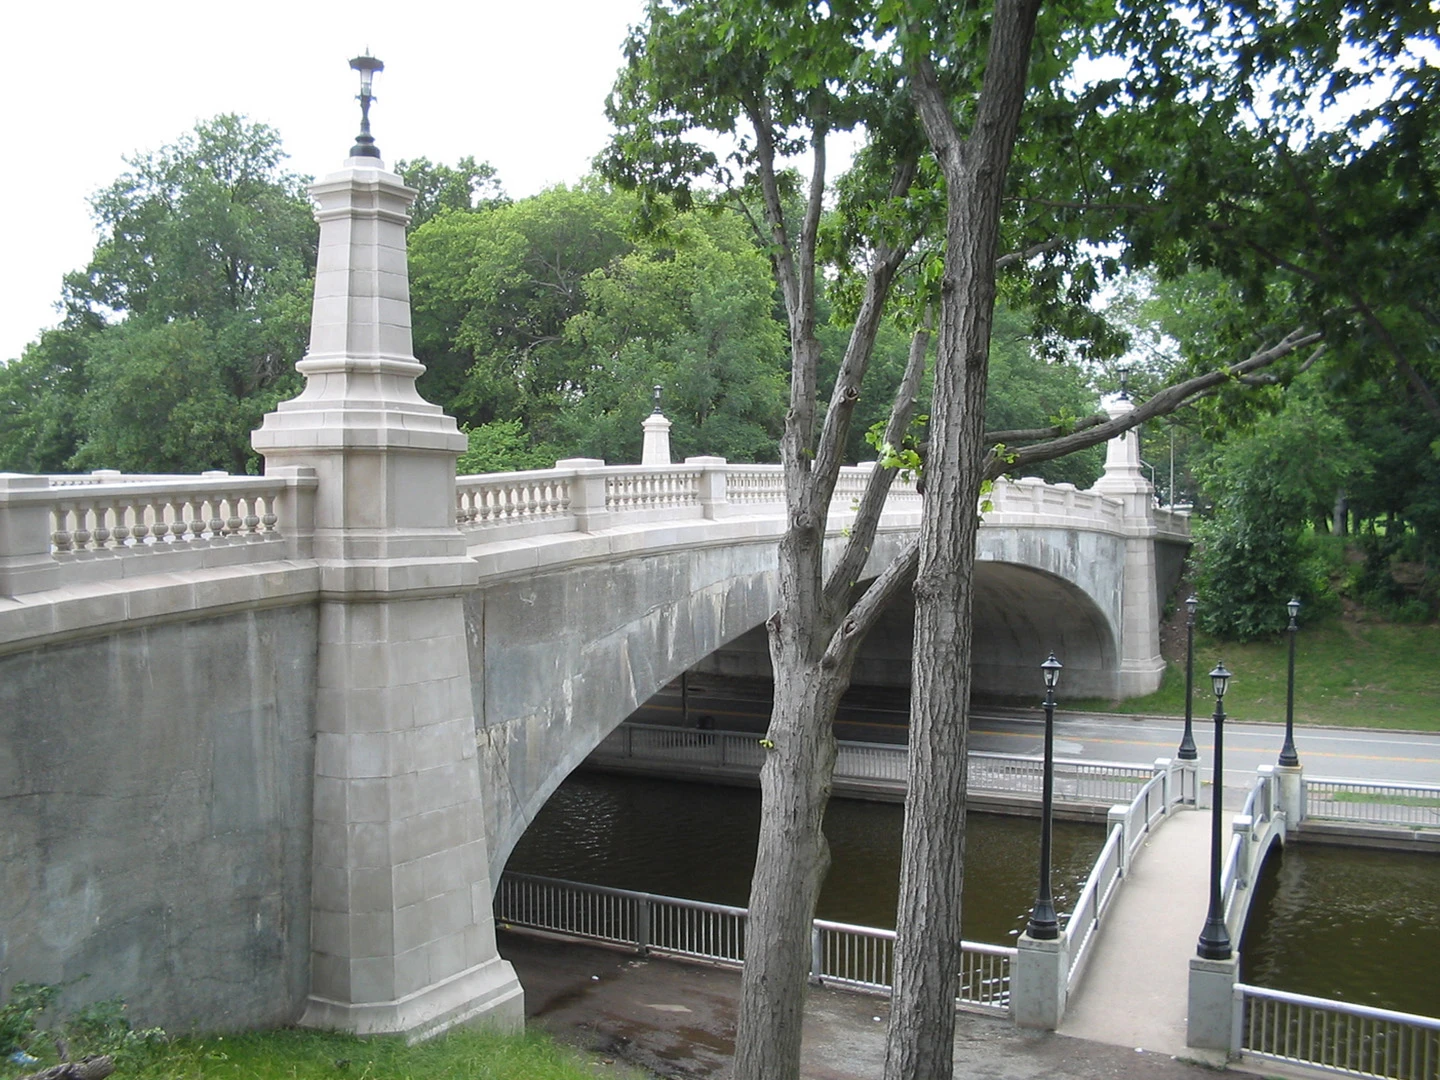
[1196, 662, 1233, 961]
[1278, 598, 1301, 768]
[1026, 653, 1064, 941]
[347, 53, 384, 159]
[1176, 595, 1199, 761]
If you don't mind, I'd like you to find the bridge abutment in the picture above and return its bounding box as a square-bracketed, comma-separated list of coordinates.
[1090, 398, 1166, 697]
[252, 152, 522, 1038]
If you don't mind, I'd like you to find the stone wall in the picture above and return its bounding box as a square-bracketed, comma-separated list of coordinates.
[0, 605, 317, 1030]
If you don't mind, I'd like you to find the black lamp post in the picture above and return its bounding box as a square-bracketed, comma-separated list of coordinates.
[1278, 598, 1301, 768]
[348, 53, 384, 159]
[1117, 363, 1132, 402]
[1177, 595, 1199, 761]
[1026, 653, 1063, 941]
[1196, 661, 1233, 961]
[652, 385, 664, 413]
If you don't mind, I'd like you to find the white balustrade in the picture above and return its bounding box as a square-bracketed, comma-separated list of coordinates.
[0, 472, 316, 597]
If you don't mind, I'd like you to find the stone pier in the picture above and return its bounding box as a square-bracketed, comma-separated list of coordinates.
[252, 149, 522, 1038]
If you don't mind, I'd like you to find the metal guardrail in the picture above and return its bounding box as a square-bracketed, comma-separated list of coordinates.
[590, 723, 1157, 805]
[1305, 777, 1440, 829]
[1235, 983, 1440, 1080]
[1063, 819, 1124, 993]
[495, 872, 1015, 1015]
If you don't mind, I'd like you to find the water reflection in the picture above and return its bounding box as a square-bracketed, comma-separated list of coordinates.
[505, 771, 1103, 944]
[1241, 843, 1440, 1018]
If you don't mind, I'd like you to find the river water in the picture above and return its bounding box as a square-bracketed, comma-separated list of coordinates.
[508, 771, 1440, 1016]
[505, 771, 1104, 944]
[1240, 843, 1440, 1018]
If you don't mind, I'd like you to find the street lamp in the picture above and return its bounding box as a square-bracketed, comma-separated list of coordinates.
[1117, 363, 1132, 401]
[653, 384, 664, 413]
[1196, 661, 1233, 961]
[1278, 598, 1301, 768]
[1177, 595, 1199, 760]
[1026, 653, 1064, 941]
[348, 53, 384, 159]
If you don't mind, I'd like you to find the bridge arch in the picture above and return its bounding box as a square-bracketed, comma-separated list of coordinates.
[470, 527, 917, 881]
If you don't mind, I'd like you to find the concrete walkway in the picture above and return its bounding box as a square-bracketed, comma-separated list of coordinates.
[1059, 806, 1216, 1058]
[503, 928, 1261, 1080]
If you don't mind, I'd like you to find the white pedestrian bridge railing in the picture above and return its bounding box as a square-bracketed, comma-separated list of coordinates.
[494, 871, 1015, 1015]
[1234, 984, 1440, 1080]
[1304, 776, 1440, 829]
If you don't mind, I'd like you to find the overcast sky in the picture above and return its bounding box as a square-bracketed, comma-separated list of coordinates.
[2, 0, 653, 364]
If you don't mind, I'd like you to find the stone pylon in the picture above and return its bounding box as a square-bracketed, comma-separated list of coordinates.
[1090, 396, 1167, 697]
[252, 151, 523, 1037]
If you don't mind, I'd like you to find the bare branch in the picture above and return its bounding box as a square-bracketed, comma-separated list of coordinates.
[994, 237, 1065, 270]
[820, 538, 920, 672]
[983, 413, 1107, 445]
[987, 330, 1325, 479]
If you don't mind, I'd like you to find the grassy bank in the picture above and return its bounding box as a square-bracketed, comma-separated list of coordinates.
[0, 1027, 640, 1080]
[1068, 618, 1440, 730]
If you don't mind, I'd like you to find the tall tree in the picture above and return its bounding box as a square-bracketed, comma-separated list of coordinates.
[604, 5, 932, 1075]
[605, 0, 1422, 1075]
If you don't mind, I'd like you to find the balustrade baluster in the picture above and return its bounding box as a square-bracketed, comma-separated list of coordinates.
[72, 502, 94, 552]
[52, 506, 74, 553]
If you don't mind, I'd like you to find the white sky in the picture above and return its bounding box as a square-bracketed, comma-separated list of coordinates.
[2, 0, 652, 364]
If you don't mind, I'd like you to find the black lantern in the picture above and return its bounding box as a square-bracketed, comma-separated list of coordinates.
[1196, 661, 1232, 961]
[1027, 653, 1063, 940]
[348, 53, 384, 159]
[1279, 599, 1301, 767]
[1177, 595, 1199, 761]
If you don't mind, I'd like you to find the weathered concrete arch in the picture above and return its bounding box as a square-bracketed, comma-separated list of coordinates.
[469, 529, 916, 882]
[969, 561, 1119, 698]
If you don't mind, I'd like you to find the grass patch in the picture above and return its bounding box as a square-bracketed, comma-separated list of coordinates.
[0, 1026, 639, 1080]
[1067, 619, 1440, 730]
[1331, 792, 1440, 808]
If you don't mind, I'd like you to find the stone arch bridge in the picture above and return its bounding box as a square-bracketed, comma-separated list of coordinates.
[0, 147, 1188, 1043]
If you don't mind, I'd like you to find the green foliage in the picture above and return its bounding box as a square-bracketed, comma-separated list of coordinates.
[408, 183, 635, 434]
[1193, 395, 1367, 639]
[0, 1026, 640, 1080]
[0, 115, 315, 475]
[0, 983, 57, 1056]
[411, 185, 789, 464]
[559, 207, 788, 462]
[456, 420, 558, 474]
[865, 414, 926, 480]
[397, 156, 507, 228]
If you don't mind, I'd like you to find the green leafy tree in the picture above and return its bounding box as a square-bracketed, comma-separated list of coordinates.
[1, 115, 316, 475]
[396, 156, 507, 228]
[558, 207, 788, 461]
[1193, 395, 1367, 638]
[408, 183, 635, 439]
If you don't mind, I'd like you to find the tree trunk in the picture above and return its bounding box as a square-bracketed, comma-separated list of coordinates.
[1333, 487, 1348, 537]
[17, 1058, 115, 1080]
[886, 4, 1040, 1078]
[733, 611, 848, 1079]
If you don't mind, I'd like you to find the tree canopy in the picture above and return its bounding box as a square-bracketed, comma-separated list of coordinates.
[1, 115, 316, 474]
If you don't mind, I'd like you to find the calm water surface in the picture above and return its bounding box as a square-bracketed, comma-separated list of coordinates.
[1241, 843, 1440, 1018]
[505, 771, 1103, 944]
